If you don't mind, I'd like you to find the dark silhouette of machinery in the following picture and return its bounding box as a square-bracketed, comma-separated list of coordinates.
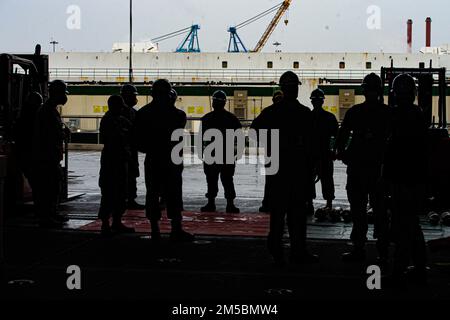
[0, 45, 70, 212]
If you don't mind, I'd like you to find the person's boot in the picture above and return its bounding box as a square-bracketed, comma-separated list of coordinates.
[226, 200, 240, 213]
[127, 200, 145, 210]
[170, 220, 194, 242]
[201, 199, 216, 212]
[111, 220, 135, 234]
[342, 248, 366, 262]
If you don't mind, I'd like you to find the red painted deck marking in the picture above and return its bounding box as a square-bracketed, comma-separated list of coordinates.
[80, 210, 270, 237]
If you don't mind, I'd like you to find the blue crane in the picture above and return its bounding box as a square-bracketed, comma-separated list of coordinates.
[228, 27, 248, 53]
[151, 24, 201, 53]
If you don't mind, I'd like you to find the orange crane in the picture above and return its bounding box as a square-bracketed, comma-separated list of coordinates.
[253, 0, 292, 52]
[227, 0, 292, 53]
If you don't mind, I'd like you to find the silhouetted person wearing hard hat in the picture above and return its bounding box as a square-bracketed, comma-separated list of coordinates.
[336, 73, 390, 262]
[200, 90, 242, 213]
[259, 90, 284, 213]
[136, 79, 194, 242]
[251, 71, 318, 266]
[120, 84, 145, 210]
[98, 95, 136, 235]
[310, 88, 338, 210]
[383, 74, 428, 285]
[32, 80, 69, 228]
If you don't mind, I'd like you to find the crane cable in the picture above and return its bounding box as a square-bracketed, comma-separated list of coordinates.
[151, 26, 193, 43]
[235, 2, 284, 30]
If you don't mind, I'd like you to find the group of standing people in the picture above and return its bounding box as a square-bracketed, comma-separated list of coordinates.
[337, 72, 428, 285]
[15, 80, 71, 228]
[250, 71, 427, 284]
[17, 69, 428, 285]
[99, 79, 194, 241]
[99, 70, 428, 283]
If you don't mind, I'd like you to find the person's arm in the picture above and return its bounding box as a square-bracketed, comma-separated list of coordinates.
[303, 110, 316, 169]
[250, 108, 269, 146]
[100, 117, 120, 147]
[250, 110, 264, 131]
[330, 115, 339, 157]
[51, 112, 64, 162]
[336, 109, 353, 161]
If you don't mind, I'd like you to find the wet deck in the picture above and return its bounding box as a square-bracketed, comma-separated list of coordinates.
[45, 151, 450, 240]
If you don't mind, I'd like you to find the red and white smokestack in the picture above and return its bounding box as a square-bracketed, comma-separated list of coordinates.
[407, 19, 413, 53]
[426, 17, 432, 47]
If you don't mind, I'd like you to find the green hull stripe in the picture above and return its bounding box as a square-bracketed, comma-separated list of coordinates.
[67, 84, 450, 97]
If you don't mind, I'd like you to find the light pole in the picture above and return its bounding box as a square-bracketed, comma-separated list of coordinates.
[129, 0, 133, 83]
[50, 38, 59, 53]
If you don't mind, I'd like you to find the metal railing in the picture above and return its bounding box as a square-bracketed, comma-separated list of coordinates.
[50, 68, 401, 83]
[62, 115, 254, 132]
[62, 116, 257, 151]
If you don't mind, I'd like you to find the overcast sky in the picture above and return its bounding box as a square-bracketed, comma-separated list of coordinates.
[0, 0, 448, 54]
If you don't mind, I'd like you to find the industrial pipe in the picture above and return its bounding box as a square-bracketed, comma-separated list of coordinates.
[426, 17, 432, 47]
[407, 19, 413, 53]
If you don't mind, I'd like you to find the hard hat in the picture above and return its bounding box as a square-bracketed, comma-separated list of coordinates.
[361, 73, 382, 90]
[120, 84, 138, 96]
[49, 79, 69, 94]
[107, 95, 125, 108]
[279, 71, 302, 86]
[392, 73, 417, 96]
[212, 90, 227, 102]
[310, 88, 325, 100]
[152, 79, 172, 96]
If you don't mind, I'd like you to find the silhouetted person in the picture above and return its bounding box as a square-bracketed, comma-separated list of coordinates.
[336, 73, 390, 262]
[98, 95, 136, 235]
[259, 90, 283, 213]
[136, 79, 194, 242]
[32, 80, 69, 228]
[200, 90, 242, 213]
[14, 91, 43, 189]
[310, 88, 338, 210]
[251, 71, 318, 266]
[120, 84, 145, 210]
[384, 74, 428, 285]
[157, 89, 180, 210]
